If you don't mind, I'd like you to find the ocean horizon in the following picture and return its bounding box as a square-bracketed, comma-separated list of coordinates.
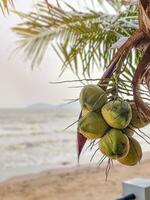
[0, 105, 149, 181]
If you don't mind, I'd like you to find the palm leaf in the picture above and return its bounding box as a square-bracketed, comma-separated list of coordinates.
[12, 0, 138, 76]
[0, 0, 14, 14]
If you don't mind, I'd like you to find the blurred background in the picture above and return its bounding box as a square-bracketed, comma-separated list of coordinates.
[0, 0, 149, 182]
[0, 0, 100, 181]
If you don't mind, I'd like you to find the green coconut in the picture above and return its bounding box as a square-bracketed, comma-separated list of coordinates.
[122, 127, 134, 137]
[99, 129, 129, 159]
[79, 85, 107, 111]
[78, 112, 109, 140]
[130, 102, 149, 128]
[82, 107, 90, 117]
[118, 137, 142, 166]
[101, 99, 132, 129]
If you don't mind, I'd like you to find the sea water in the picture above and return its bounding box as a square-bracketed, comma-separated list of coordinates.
[0, 106, 149, 181]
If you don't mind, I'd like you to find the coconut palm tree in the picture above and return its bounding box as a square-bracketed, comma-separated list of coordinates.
[2, 0, 150, 162]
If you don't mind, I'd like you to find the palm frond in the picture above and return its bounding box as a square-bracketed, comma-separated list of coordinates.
[0, 0, 14, 14]
[12, 0, 138, 76]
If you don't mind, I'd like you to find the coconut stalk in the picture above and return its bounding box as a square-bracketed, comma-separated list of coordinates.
[77, 0, 150, 161]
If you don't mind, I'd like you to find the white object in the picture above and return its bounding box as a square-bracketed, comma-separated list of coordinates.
[123, 178, 150, 200]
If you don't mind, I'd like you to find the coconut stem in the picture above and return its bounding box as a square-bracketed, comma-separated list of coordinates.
[98, 29, 144, 91]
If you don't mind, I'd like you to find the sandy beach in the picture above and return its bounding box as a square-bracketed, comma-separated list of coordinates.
[0, 153, 150, 200]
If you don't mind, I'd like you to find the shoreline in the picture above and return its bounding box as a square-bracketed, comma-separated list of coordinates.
[0, 152, 150, 200]
[3, 150, 150, 183]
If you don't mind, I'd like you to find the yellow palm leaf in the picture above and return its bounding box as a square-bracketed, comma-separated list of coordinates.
[0, 0, 14, 13]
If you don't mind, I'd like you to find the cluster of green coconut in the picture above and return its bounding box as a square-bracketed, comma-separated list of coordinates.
[78, 85, 149, 166]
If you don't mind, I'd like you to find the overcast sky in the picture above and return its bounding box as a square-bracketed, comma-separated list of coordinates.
[0, 0, 113, 108]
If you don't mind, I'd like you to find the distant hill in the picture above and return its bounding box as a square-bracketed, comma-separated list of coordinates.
[27, 102, 80, 111]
